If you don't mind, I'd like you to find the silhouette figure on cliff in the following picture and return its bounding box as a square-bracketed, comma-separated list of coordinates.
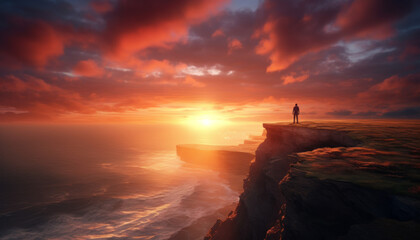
[293, 104, 300, 124]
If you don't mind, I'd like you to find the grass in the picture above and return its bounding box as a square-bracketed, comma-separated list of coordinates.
[290, 120, 420, 198]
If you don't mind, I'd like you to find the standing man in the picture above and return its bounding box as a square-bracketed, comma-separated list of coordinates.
[293, 104, 300, 124]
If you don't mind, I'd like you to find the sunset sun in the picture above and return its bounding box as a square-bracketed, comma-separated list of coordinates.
[182, 110, 228, 128]
[201, 118, 212, 126]
[196, 116, 218, 127]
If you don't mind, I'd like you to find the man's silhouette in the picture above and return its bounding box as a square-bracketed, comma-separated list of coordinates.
[293, 104, 300, 124]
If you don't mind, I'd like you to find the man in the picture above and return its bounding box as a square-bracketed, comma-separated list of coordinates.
[293, 104, 300, 124]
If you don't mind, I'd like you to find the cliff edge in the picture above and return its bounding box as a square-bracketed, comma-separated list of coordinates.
[205, 121, 420, 240]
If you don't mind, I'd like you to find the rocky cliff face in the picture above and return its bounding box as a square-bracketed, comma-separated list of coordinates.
[176, 144, 255, 175]
[205, 123, 420, 240]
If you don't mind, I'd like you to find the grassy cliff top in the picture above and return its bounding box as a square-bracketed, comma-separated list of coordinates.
[279, 120, 420, 198]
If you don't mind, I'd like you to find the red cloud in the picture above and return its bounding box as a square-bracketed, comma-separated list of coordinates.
[359, 74, 420, 105]
[184, 76, 206, 87]
[400, 45, 420, 60]
[0, 0, 228, 69]
[212, 29, 225, 38]
[91, 0, 113, 13]
[336, 0, 410, 39]
[73, 60, 104, 77]
[283, 73, 309, 85]
[0, 74, 95, 117]
[102, 0, 227, 58]
[0, 18, 64, 68]
[228, 38, 243, 54]
[256, 0, 412, 72]
[0, 75, 53, 92]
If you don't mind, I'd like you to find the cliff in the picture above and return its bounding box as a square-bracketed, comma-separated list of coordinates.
[169, 133, 266, 240]
[205, 121, 420, 240]
[176, 133, 265, 176]
[176, 144, 255, 175]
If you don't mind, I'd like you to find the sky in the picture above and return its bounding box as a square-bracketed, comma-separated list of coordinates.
[0, 0, 419, 124]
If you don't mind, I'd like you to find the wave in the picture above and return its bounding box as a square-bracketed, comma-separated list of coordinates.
[0, 165, 239, 240]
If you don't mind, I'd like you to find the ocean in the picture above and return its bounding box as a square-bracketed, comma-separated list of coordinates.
[0, 123, 262, 239]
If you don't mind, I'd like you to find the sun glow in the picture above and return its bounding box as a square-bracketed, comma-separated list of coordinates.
[197, 115, 223, 127]
[201, 118, 212, 126]
[182, 112, 228, 129]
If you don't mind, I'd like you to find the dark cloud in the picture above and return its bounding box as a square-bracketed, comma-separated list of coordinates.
[101, 0, 227, 57]
[382, 107, 420, 118]
[0, 18, 65, 68]
[255, 0, 413, 72]
[353, 111, 380, 118]
[0, 0, 77, 23]
[336, 0, 413, 37]
[90, 0, 114, 14]
[359, 74, 420, 105]
[0, 0, 99, 68]
[142, 10, 266, 72]
[0, 0, 228, 68]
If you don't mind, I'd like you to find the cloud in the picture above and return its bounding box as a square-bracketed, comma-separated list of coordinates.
[0, 74, 93, 116]
[0, 18, 64, 68]
[0, 111, 52, 122]
[183, 76, 206, 87]
[282, 73, 309, 85]
[326, 110, 353, 116]
[212, 29, 225, 38]
[325, 110, 382, 118]
[181, 66, 207, 76]
[90, 0, 113, 13]
[400, 45, 420, 60]
[73, 60, 103, 77]
[140, 10, 266, 78]
[0, 0, 229, 69]
[353, 111, 380, 118]
[255, 0, 413, 72]
[102, 0, 227, 58]
[228, 38, 243, 53]
[359, 74, 420, 104]
[0, 75, 53, 92]
[382, 107, 420, 118]
[180, 65, 222, 76]
[0, 0, 419, 122]
[335, 0, 412, 39]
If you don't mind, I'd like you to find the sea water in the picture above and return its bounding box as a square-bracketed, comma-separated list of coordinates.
[0, 123, 262, 239]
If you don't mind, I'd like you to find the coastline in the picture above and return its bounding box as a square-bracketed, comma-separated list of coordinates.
[204, 121, 420, 240]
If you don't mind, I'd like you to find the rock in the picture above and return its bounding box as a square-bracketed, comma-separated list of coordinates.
[176, 144, 255, 175]
[205, 122, 420, 240]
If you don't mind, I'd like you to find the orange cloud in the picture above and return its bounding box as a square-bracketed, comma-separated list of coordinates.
[0, 75, 54, 92]
[228, 38, 243, 53]
[0, 74, 96, 119]
[212, 29, 225, 38]
[103, 0, 227, 59]
[183, 76, 206, 87]
[73, 60, 103, 77]
[358, 74, 420, 105]
[283, 73, 309, 85]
